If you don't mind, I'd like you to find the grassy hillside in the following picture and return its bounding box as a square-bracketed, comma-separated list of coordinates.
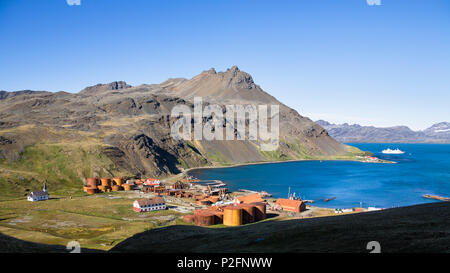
[0, 141, 131, 200]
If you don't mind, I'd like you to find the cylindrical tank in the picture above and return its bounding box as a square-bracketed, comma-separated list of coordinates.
[212, 211, 224, 224]
[86, 178, 98, 187]
[100, 178, 111, 186]
[113, 177, 123, 186]
[111, 185, 120, 191]
[98, 185, 111, 192]
[194, 211, 216, 226]
[251, 202, 266, 221]
[238, 204, 255, 224]
[194, 209, 209, 215]
[223, 206, 242, 226]
[122, 184, 132, 191]
[183, 215, 195, 223]
[86, 188, 96, 195]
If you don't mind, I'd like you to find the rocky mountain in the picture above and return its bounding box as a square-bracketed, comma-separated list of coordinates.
[0, 67, 358, 197]
[316, 120, 450, 143]
[423, 122, 450, 137]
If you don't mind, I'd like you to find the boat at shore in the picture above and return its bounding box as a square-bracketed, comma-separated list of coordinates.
[382, 148, 405, 154]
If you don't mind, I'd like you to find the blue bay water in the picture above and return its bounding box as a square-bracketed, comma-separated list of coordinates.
[188, 143, 450, 208]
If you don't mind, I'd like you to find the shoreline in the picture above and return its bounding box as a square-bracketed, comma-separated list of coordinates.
[182, 157, 395, 175]
[179, 157, 395, 210]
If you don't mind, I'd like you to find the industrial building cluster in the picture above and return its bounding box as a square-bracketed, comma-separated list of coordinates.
[82, 175, 309, 227]
[183, 192, 308, 227]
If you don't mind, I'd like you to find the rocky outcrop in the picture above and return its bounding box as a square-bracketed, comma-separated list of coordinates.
[79, 81, 132, 95]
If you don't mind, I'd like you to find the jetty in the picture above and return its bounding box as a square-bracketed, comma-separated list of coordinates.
[423, 194, 450, 202]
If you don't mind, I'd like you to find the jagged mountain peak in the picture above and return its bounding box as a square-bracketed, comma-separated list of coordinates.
[202, 68, 217, 75]
[162, 66, 272, 104]
[79, 81, 132, 94]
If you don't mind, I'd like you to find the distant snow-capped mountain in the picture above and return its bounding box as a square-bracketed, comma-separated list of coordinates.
[316, 120, 450, 143]
[423, 122, 450, 134]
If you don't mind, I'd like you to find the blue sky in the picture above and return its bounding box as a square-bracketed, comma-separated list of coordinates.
[0, 0, 449, 130]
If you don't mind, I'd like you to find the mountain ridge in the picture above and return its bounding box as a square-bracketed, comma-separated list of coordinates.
[0, 66, 360, 198]
[316, 120, 450, 143]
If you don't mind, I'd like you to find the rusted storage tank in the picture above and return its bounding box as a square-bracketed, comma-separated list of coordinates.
[86, 177, 98, 187]
[98, 185, 111, 192]
[122, 184, 132, 191]
[194, 211, 216, 226]
[223, 206, 243, 226]
[194, 209, 209, 215]
[100, 178, 111, 186]
[238, 204, 255, 224]
[86, 188, 96, 195]
[251, 202, 266, 221]
[212, 211, 224, 224]
[111, 185, 120, 191]
[113, 177, 123, 186]
[183, 215, 195, 223]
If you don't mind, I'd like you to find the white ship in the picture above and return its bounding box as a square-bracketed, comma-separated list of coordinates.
[381, 148, 405, 154]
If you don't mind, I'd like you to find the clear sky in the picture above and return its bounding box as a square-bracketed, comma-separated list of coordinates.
[0, 0, 449, 130]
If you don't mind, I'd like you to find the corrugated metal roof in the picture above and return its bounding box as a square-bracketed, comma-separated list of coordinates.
[275, 198, 304, 208]
[236, 193, 264, 204]
[135, 197, 165, 207]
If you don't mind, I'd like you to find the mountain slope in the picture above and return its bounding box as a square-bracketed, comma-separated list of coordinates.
[316, 120, 450, 143]
[0, 67, 359, 198]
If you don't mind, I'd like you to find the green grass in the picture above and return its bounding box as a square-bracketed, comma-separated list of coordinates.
[260, 147, 293, 161]
[258, 140, 315, 161]
[0, 142, 132, 200]
[257, 140, 369, 162]
[206, 151, 232, 166]
[0, 193, 185, 250]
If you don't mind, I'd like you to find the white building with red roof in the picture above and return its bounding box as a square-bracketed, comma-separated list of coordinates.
[133, 197, 166, 212]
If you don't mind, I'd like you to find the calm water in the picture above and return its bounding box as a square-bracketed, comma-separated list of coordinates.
[188, 143, 450, 208]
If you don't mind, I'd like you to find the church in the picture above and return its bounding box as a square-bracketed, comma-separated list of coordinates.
[27, 183, 49, 202]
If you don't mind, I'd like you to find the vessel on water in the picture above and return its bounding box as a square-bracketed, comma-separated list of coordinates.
[382, 148, 405, 154]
